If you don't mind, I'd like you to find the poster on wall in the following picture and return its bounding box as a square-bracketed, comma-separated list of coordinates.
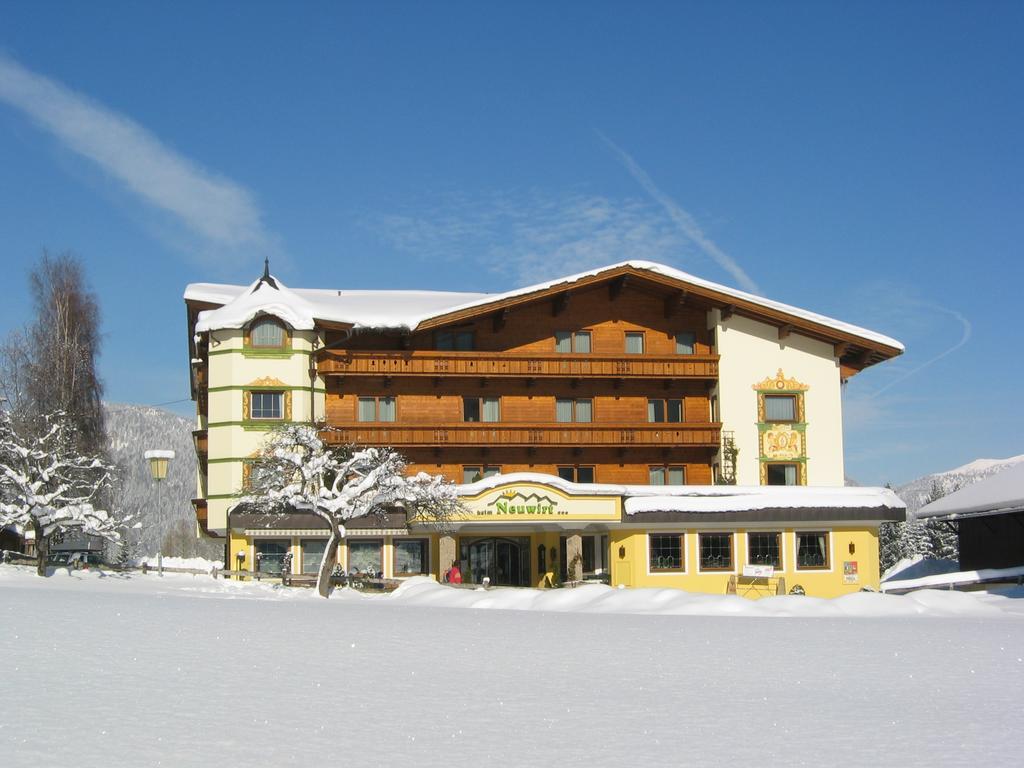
[843, 561, 859, 584]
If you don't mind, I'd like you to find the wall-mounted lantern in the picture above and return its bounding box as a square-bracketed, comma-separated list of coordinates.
[618, 545, 626, 560]
[848, 541, 856, 555]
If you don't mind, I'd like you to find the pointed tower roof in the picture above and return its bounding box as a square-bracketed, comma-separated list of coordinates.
[194, 263, 317, 332]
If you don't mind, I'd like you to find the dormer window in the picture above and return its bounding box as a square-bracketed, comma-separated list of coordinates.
[251, 318, 285, 348]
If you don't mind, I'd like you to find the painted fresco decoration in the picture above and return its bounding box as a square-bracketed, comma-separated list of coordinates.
[761, 424, 803, 460]
[753, 368, 809, 485]
[751, 369, 810, 393]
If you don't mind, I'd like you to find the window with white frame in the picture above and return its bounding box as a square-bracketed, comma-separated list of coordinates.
[251, 391, 283, 420]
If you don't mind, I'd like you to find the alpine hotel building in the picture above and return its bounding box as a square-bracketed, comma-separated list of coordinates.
[184, 260, 905, 597]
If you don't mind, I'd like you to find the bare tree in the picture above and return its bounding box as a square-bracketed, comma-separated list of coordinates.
[241, 425, 461, 597]
[24, 251, 106, 455]
[0, 410, 121, 575]
[0, 329, 33, 417]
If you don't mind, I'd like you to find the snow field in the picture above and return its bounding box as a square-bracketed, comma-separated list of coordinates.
[2, 567, 1023, 767]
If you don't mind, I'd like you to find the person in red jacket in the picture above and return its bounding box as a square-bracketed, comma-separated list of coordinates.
[445, 559, 463, 584]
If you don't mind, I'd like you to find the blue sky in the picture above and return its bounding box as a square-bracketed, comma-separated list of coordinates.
[1, 1, 1021, 486]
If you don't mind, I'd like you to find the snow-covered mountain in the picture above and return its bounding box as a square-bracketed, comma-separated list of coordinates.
[895, 454, 1024, 516]
[104, 402, 215, 557]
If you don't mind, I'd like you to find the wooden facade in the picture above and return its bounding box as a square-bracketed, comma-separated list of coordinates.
[319, 280, 719, 485]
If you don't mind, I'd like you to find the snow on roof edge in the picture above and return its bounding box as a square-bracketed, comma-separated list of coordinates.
[456, 471, 904, 513]
[184, 260, 902, 350]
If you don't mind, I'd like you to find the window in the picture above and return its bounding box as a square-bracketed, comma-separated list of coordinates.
[255, 539, 289, 575]
[555, 331, 592, 353]
[699, 533, 733, 571]
[557, 466, 595, 483]
[796, 532, 830, 569]
[764, 394, 797, 422]
[649, 466, 685, 485]
[357, 396, 396, 422]
[463, 396, 500, 422]
[625, 332, 645, 354]
[250, 318, 285, 348]
[347, 540, 383, 575]
[765, 463, 800, 486]
[675, 331, 696, 355]
[394, 539, 429, 576]
[556, 398, 592, 422]
[462, 465, 500, 483]
[300, 539, 327, 575]
[648, 398, 683, 423]
[747, 532, 781, 568]
[251, 391, 283, 420]
[436, 329, 474, 351]
[649, 533, 684, 572]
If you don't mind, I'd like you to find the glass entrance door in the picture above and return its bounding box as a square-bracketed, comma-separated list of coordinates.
[460, 537, 530, 586]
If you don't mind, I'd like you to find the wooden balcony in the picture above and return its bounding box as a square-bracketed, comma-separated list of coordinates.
[192, 498, 213, 536]
[193, 429, 208, 457]
[321, 422, 721, 449]
[318, 351, 718, 380]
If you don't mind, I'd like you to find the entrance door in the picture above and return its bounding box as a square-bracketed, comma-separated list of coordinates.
[461, 537, 530, 586]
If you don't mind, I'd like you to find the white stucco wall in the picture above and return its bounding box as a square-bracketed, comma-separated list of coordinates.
[713, 311, 845, 486]
[200, 326, 326, 533]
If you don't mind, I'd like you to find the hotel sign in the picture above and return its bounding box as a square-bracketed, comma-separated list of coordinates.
[459, 482, 621, 522]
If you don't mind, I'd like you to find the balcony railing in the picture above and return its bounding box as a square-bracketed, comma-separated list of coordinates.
[321, 422, 721, 448]
[318, 351, 718, 380]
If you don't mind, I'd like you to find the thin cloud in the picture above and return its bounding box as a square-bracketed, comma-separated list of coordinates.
[368, 189, 691, 285]
[870, 303, 972, 396]
[0, 54, 272, 256]
[596, 130, 761, 295]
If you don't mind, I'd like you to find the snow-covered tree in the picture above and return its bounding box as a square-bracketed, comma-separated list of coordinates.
[240, 424, 461, 597]
[0, 410, 121, 575]
[921, 479, 959, 561]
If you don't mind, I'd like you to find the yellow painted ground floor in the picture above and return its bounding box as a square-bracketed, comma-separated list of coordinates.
[220, 474, 902, 598]
[226, 525, 881, 598]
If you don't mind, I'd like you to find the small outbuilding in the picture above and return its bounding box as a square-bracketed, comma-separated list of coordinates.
[916, 462, 1024, 571]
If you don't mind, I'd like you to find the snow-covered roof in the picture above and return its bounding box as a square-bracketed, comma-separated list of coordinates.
[185, 260, 902, 350]
[916, 462, 1024, 520]
[187, 277, 489, 333]
[455, 472, 904, 515]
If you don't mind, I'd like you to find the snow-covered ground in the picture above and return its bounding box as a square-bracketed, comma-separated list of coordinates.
[2, 567, 1023, 767]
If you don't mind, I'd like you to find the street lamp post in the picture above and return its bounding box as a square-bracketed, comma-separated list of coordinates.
[144, 449, 175, 575]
